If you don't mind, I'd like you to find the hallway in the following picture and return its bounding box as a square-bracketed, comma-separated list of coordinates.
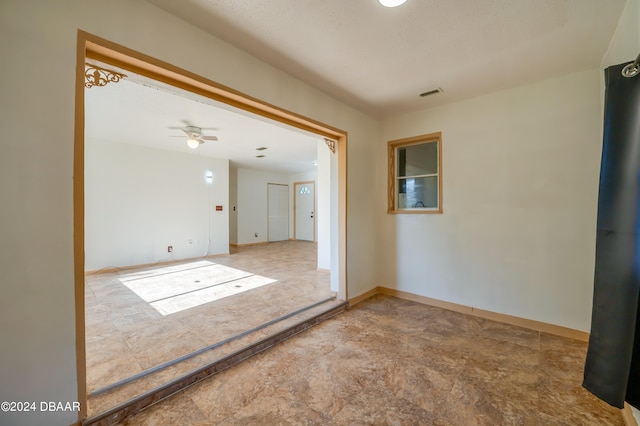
[85, 240, 334, 415]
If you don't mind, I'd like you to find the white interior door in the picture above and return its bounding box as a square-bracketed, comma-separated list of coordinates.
[268, 184, 288, 242]
[295, 181, 315, 241]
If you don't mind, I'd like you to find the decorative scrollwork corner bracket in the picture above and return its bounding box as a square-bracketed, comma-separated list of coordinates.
[85, 64, 127, 89]
[324, 138, 336, 154]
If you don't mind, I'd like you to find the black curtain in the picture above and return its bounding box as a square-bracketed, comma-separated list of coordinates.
[583, 61, 640, 408]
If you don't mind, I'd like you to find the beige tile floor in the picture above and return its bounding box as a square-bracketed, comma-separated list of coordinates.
[85, 241, 333, 413]
[119, 294, 622, 425]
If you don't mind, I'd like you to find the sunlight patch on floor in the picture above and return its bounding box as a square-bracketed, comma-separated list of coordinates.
[119, 261, 277, 315]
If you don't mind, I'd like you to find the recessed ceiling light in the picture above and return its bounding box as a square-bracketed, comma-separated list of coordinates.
[256, 147, 268, 151]
[312, 160, 318, 166]
[379, 0, 407, 7]
[256, 154, 266, 158]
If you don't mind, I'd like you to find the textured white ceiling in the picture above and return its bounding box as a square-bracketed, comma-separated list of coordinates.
[85, 76, 322, 174]
[87, 1, 627, 172]
[146, 0, 626, 118]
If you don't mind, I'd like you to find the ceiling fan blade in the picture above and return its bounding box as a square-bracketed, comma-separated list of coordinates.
[170, 124, 217, 130]
[201, 136, 219, 141]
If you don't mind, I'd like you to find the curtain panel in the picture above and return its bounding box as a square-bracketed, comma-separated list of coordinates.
[583, 60, 640, 408]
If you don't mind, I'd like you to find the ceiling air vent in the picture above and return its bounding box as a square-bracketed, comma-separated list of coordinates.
[419, 88, 442, 98]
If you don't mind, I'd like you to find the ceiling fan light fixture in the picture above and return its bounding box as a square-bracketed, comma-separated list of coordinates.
[378, 0, 407, 7]
[187, 138, 200, 149]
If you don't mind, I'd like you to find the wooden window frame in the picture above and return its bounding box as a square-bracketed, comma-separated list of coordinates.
[387, 132, 443, 214]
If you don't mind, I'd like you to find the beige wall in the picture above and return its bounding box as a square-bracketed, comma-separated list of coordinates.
[0, 1, 377, 424]
[600, 0, 640, 68]
[376, 0, 640, 335]
[377, 69, 602, 332]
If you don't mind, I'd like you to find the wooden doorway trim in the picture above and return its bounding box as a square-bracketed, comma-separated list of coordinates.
[74, 30, 348, 422]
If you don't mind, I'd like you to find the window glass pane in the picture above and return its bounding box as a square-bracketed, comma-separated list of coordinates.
[397, 176, 438, 209]
[397, 142, 438, 177]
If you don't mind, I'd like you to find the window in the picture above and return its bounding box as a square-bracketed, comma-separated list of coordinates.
[387, 132, 442, 214]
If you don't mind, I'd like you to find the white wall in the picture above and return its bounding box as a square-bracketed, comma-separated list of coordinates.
[236, 168, 328, 246]
[229, 166, 238, 245]
[236, 168, 289, 245]
[378, 69, 603, 332]
[0, 1, 378, 424]
[85, 139, 229, 270]
[285, 147, 332, 273]
[317, 142, 332, 271]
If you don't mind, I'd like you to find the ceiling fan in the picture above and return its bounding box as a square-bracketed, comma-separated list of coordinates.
[170, 124, 218, 149]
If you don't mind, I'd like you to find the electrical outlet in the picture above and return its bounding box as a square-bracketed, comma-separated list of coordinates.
[188, 239, 193, 245]
[168, 245, 173, 253]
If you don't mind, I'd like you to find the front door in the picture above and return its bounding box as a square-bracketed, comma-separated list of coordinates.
[294, 181, 315, 241]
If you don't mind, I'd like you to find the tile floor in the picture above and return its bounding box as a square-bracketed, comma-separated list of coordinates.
[85, 241, 333, 414]
[119, 294, 622, 425]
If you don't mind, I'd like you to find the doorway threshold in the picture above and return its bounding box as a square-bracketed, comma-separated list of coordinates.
[83, 297, 347, 426]
[89, 296, 338, 397]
